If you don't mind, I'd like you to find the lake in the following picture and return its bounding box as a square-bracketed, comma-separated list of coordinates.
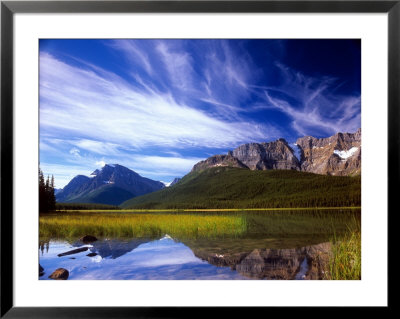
[39, 209, 360, 280]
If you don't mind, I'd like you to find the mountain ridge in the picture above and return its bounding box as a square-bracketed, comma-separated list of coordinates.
[192, 129, 361, 176]
[56, 164, 164, 205]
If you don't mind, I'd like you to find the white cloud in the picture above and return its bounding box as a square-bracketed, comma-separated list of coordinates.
[156, 41, 194, 90]
[40, 52, 274, 152]
[110, 40, 154, 76]
[95, 160, 106, 168]
[131, 155, 202, 174]
[69, 147, 81, 158]
[73, 139, 121, 155]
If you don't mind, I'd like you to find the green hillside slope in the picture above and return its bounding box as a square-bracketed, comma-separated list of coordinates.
[121, 167, 361, 209]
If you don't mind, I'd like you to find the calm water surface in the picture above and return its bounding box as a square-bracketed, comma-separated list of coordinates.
[39, 209, 360, 280]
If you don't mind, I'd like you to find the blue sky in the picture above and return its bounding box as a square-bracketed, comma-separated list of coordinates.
[39, 39, 361, 188]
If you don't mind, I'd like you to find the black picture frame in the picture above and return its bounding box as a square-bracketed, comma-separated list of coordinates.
[1, 0, 396, 317]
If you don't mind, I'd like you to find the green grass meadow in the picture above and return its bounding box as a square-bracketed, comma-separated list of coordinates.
[39, 212, 247, 240]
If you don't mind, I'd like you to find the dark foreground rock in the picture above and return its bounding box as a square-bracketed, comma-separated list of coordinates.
[48, 268, 69, 280]
[86, 252, 98, 257]
[57, 247, 89, 257]
[39, 264, 44, 277]
[80, 235, 98, 243]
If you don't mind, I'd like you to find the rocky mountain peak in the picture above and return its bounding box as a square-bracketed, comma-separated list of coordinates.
[192, 154, 248, 172]
[232, 138, 300, 171]
[295, 129, 361, 176]
[191, 129, 361, 176]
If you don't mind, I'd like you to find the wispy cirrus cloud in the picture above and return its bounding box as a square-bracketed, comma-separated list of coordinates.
[110, 40, 154, 76]
[40, 52, 274, 151]
[260, 63, 361, 137]
[156, 41, 194, 91]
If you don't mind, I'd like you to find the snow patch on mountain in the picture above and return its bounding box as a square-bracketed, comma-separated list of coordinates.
[161, 181, 172, 187]
[333, 147, 358, 159]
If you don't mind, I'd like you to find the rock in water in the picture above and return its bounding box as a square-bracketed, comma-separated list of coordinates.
[86, 252, 98, 257]
[39, 264, 44, 277]
[48, 268, 69, 280]
[80, 235, 98, 243]
[57, 247, 89, 257]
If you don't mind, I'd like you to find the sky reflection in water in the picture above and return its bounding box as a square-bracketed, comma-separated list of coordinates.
[39, 236, 249, 280]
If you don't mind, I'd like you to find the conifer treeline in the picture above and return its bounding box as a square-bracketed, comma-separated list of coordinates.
[122, 167, 362, 209]
[39, 167, 56, 212]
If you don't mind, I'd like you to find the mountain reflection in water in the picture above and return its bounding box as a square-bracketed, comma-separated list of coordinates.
[39, 235, 331, 280]
[39, 236, 249, 280]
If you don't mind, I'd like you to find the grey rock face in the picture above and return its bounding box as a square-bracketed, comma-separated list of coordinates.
[191, 129, 361, 176]
[296, 128, 361, 176]
[192, 154, 248, 172]
[232, 138, 300, 171]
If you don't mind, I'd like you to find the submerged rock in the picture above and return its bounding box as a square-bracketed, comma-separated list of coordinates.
[80, 235, 98, 243]
[57, 247, 89, 257]
[48, 268, 69, 280]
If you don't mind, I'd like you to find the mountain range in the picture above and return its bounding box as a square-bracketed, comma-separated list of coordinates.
[56, 129, 361, 207]
[193, 128, 361, 176]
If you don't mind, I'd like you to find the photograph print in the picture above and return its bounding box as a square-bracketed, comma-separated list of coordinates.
[39, 39, 361, 280]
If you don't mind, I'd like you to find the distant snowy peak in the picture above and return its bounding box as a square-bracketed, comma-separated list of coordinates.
[92, 164, 117, 176]
[161, 181, 172, 187]
[56, 163, 165, 205]
[170, 178, 181, 186]
[161, 178, 181, 187]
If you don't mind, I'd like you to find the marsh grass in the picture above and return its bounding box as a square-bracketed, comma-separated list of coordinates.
[242, 209, 360, 238]
[39, 213, 247, 240]
[324, 216, 361, 280]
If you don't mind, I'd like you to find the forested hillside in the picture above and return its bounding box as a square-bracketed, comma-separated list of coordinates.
[121, 167, 361, 209]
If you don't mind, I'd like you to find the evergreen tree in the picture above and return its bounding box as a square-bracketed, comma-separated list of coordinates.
[39, 167, 56, 212]
[49, 175, 56, 210]
[39, 168, 47, 212]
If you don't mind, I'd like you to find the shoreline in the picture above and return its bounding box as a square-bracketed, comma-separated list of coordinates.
[53, 206, 361, 213]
